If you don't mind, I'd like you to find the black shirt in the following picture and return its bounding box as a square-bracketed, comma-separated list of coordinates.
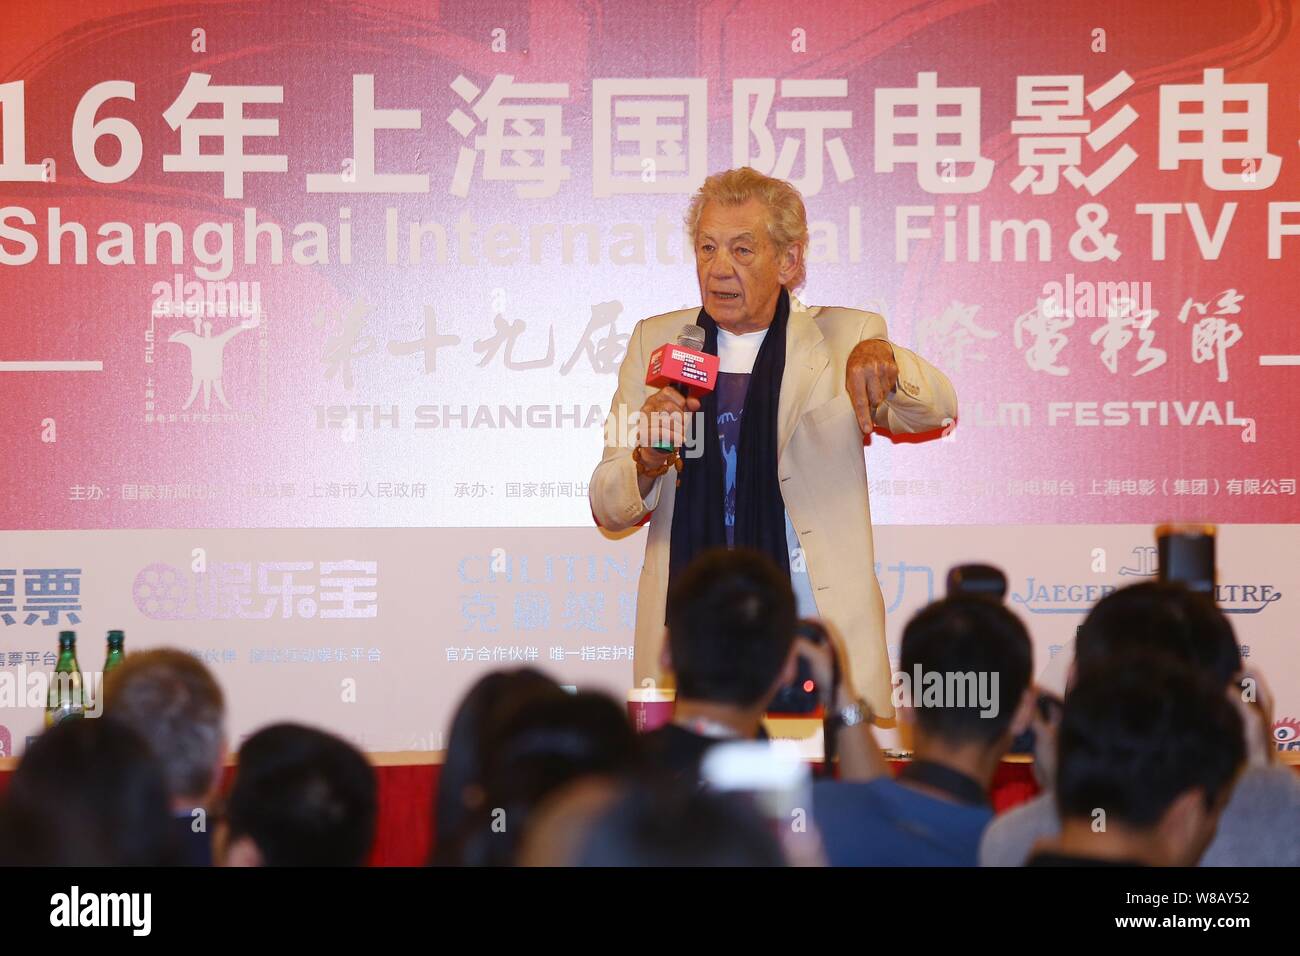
[639, 724, 722, 781]
[172, 814, 213, 866]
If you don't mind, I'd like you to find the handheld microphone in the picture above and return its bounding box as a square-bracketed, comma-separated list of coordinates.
[645, 325, 718, 451]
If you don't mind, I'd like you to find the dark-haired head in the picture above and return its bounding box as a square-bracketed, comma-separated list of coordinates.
[432, 668, 564, 860]
[445, 691, 639, 866]
[0, 716, 177, 866]
[1074, 581, 1241, 689]
[220, 723, 376, 866]
[1055, 653, 1244, 865]
[899, 595, 1034, 749]
[571, 780, 787, 867]
[665, 548, 796, 708]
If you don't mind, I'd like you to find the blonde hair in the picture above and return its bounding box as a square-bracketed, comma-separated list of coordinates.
[684, 167, 809, 292]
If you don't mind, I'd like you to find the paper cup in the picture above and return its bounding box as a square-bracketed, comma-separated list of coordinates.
[626, 686, 676, 733]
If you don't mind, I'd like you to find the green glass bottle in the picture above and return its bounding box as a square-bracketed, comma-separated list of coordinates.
[104, 629, 126, 677]
[45, 630, 85, 728]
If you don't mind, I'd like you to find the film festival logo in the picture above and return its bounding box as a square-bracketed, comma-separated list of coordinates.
[144, 277, 269, 426]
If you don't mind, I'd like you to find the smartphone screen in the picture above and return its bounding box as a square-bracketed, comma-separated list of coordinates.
[1156, 524, 1216, 594]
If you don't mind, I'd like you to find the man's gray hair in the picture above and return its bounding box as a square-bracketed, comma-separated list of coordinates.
[104, 648, 225, 803]
[684, 167, 810, 292]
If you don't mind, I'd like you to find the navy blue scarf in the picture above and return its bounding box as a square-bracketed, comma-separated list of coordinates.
[668, 287, 791, 593]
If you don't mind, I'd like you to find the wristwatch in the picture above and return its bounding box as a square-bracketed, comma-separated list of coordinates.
[832, 697, 871, 730]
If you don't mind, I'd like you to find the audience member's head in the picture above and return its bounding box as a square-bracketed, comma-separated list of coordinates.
[1053, 654, 1245, 866]
[1072, 581, 1272, 766]
[104, 649, 226, 811]
[1074, 581, 1241, 689]
[0, 717, 177, 866]
[515, 776, 625, 867]
[566, 780, 788, 867]
[218, 723, 376, 866]
[24, 574, 1259, 871]
[435, 668, 564, 854]
[664, 548, 797, 710]
[445, 691, 639, 865]
[899, 596, 1035, 763]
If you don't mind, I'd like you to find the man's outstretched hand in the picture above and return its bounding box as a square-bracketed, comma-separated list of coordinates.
[846, 339, 898, 434]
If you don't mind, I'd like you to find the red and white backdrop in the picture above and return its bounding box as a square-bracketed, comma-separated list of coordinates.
[1, 0, 1297, 758]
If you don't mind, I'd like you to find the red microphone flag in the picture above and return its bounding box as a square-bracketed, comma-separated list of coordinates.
[645, 342, 719, 394]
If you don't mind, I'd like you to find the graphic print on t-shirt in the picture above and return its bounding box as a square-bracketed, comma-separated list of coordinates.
[714, 370, 749, 547]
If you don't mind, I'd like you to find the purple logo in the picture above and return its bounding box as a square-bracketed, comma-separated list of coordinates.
[133, 563, 192, 619]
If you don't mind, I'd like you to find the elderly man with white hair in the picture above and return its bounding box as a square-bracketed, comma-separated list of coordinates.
[591, 167, 957, 724]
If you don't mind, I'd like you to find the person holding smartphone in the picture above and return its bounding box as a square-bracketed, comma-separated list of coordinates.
[639, 548, 888, 784]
